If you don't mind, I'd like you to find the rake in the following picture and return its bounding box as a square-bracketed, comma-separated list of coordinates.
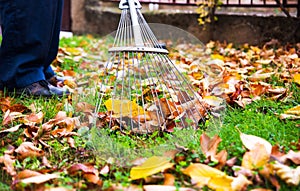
[95, 0, 219, 133]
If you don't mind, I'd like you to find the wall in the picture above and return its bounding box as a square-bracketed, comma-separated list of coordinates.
[71, 0, 300, 45]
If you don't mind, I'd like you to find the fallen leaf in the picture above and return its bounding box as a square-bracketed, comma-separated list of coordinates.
[163, 173, 175, 186]
[182, 163, 234, 190]
[0, 153, 16, 176]
[130, 156, 174, 180]
[202, 96, 224, 107]
[15, 142, 44, 160]
[200, 133, 222, 162]
[242, 143, 270, 170]
[284, 105, 300, 116]
[0, 124, 22, 138]
[23, 112, 44, 125]
[272, 161, 300, 186]
[231, 174, 252, 191]
[2, 110, 25, 126]
[21, 173, 59, 184]
[293, 73, 300, 85]
[280, 150, 300, 164]
[104, 99, 145, 117]
[15, 169, 42, 180]
[236, 127, 272, 155]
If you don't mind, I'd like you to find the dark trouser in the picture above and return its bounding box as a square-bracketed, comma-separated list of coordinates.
[0, 0, 63, 89]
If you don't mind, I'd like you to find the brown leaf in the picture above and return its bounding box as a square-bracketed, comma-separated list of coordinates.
[163, 173, 175, 186]
[0, 153, 16, 176]
[15, 169, 42, 180]
[0, 124, 22, 138]
[2, 110, 24, 126]
[24, 111, 44, 125]
[68, 163, 102, 185]
[21, 173, 59, 184]
[281, 150, 300, 164]
[200, 133, 222, 162]
[75, 102, 95, 113]
[15, 142, 44, 160]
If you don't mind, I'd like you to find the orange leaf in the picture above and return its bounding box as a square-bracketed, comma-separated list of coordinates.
[293, 73, 300, 85]
[163, 173, 175, 186]
[242, 143, 270, 170]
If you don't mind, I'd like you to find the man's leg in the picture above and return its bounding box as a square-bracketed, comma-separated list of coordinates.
[44, 0, 64, 80]
[0, 0, 61, 89]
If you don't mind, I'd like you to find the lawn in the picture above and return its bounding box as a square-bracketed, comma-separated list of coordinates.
[0, 35, 299, 191]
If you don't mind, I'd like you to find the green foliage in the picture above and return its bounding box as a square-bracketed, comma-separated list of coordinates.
[196, 0, 222, 26]
[219, 99, 300, 159]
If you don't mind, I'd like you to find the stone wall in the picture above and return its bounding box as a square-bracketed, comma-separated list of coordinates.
[70, 0, 300, 45]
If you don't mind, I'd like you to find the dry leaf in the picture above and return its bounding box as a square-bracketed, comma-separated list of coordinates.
[130, 156, 174, 180]
[280, 150, 300, 165]
[21, 173, 59, 184]
[163, 173, 175, 186]
[0, 153, 16, 176]
[231, 174, 252, 191]
[200, 133, 222, 162]
[293, 73, 300, 85]
[284, 105, 300, 116]
[2, 110, 24, 126]
[0, 124, 22, 138]
[272, 161, 300, 186]
[15, 142, 44, 160]
[104, 99, 145, 117]
[242, 143, 270, 170]
[236, 127, 272, 155]
[202, 96, 224, 107]
[23, 112, 44, 125]
[182, 163, 234, 190]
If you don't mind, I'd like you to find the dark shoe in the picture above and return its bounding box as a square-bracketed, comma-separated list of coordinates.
[13, 80, 69, 97]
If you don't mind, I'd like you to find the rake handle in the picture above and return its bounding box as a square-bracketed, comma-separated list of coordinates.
[128, 0, 144, 47]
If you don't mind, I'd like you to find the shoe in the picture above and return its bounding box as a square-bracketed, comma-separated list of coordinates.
[13, 80, 70, 97]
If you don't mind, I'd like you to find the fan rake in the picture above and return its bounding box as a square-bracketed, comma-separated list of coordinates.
[94, 0, 221, 134]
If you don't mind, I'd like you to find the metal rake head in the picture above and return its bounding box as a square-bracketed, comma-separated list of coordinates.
[95, 0, 222, 134]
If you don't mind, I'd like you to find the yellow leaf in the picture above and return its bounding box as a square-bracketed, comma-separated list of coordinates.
[104, 99, 145, 117]
[293, 74, 300, 85]
[242, 143, 270, 170]
[211, 54, 224, 61]
[130, 156, 174, 180]
[285, 105, 300, 116]
[272, 161, 300, 186]
[203, 96, 224, 107]
[236, 127, 272, 155]
[65, 47, 82, 56]
[182, 163, 234, 191]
